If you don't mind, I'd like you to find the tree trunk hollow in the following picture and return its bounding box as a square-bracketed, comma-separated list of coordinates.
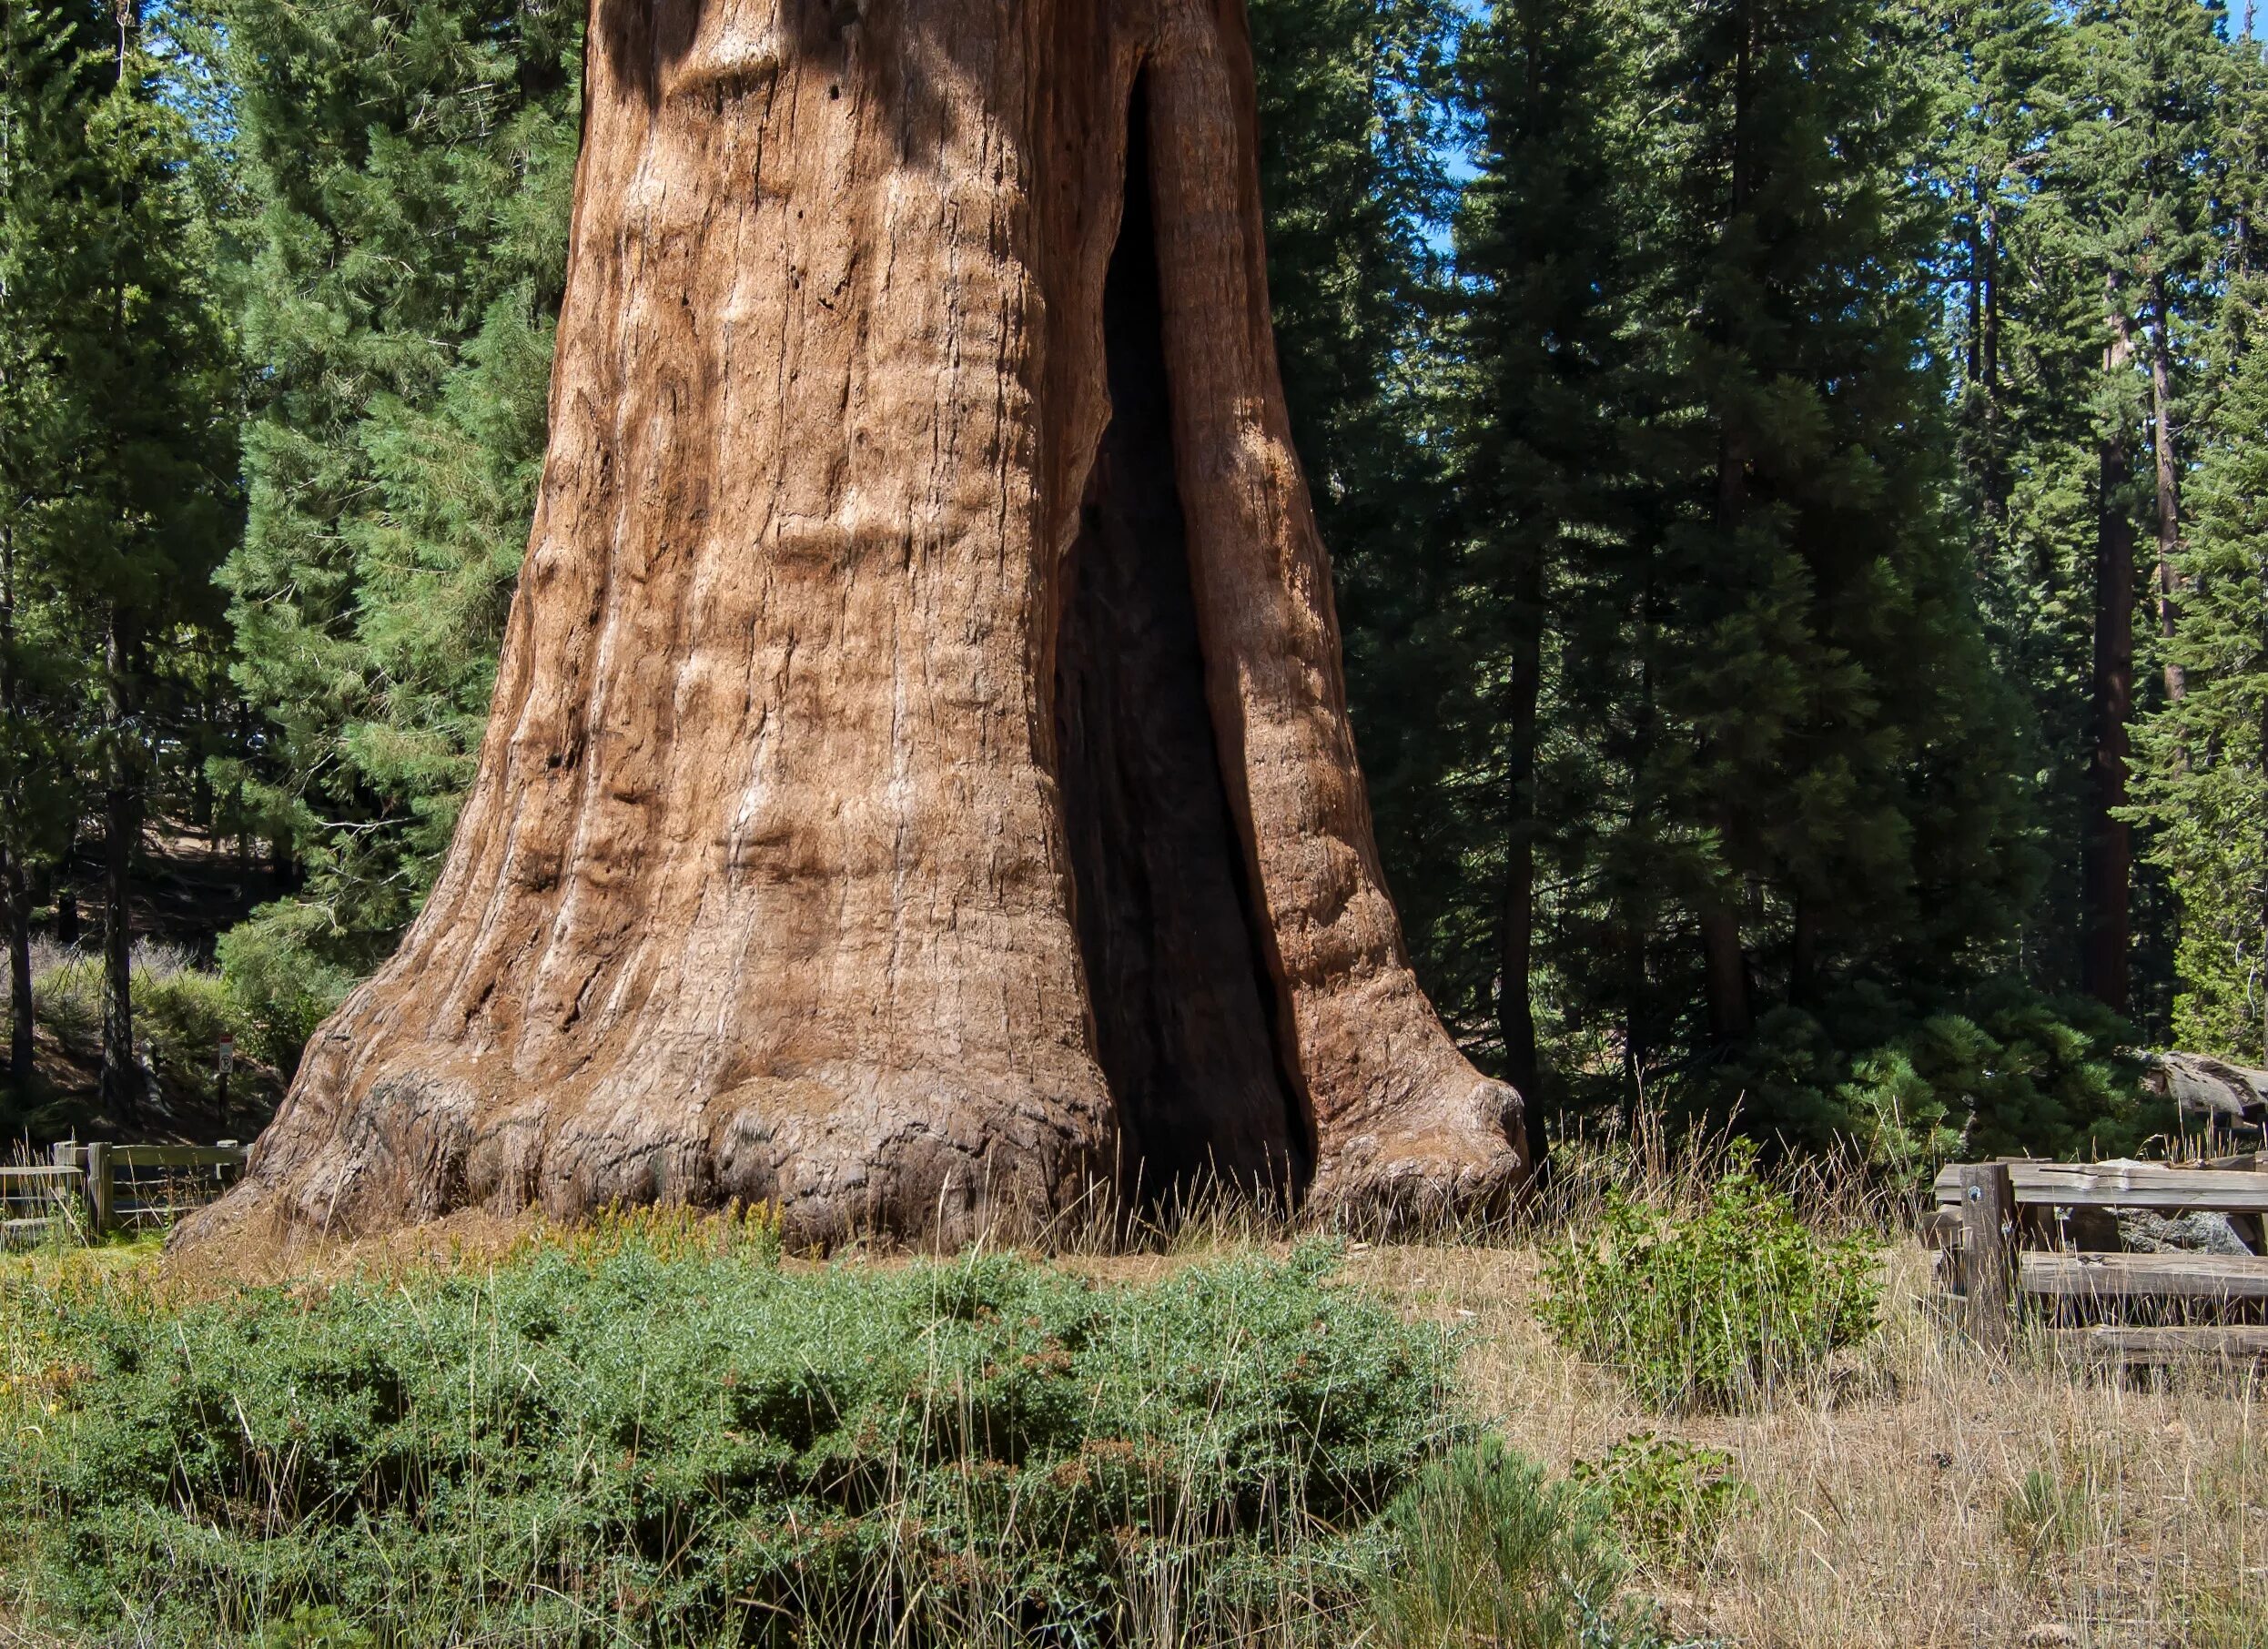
[1056, 82, 1311, 1202]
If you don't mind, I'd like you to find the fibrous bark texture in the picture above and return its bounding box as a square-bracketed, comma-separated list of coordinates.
[189, 0, 1525, 1249]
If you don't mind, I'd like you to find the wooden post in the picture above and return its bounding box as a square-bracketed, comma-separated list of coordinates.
[84, 1140, 113, 1237]
[47, 1141, 80, 1229]
[1955, 1161, 2018, 1348]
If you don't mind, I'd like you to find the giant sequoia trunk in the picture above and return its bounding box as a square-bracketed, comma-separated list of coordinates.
[189, 0, 1525, 1248]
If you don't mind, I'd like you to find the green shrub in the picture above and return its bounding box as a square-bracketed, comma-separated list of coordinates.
[1704, 982, 2150, 1176]
[1369, 1438, 1663, 1649]
[215, 902, 363, 1073]
[0, 1236, 1458, 1647]
[1538, 1153, 1880, 1411]
[134, 964, 253, 1109]
[1572, 1432, 1751, 1568]
[1839, 985, 2152, 1173]
[24, 941, 282, 1118]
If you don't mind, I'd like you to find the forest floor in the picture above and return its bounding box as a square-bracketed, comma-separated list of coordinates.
[3, 1212, 2262, 1648]
[9, 830, 289, 1148]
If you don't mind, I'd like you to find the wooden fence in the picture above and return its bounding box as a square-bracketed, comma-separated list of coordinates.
[1, 1142, 248, 1247]
[1929, 1157, 2268, 1363]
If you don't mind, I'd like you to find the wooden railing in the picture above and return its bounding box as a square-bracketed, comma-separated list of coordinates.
[1, 1142, 248, 1247]
[0, 1160, 86, 1246]
[1929, 1157, 2268, 1362]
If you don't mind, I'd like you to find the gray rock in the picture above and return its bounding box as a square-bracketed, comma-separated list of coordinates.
[2114, 1209, 2257, 1256]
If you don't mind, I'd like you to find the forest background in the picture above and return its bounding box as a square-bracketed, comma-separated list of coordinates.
[3, 0, 2265, 1176]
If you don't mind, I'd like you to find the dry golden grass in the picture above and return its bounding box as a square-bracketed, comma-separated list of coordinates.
[1342, 1237, 2267, 1649]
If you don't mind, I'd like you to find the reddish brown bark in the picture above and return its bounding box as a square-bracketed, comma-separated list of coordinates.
[187, 0, 1524, 1249]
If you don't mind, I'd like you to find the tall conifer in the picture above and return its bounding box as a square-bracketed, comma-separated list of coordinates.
[1630, 0, 2039, 1141]
[1248, 0, 1469, 995]
[0, 0, 95, 1094]
[2131, 28, 2268, 1059]
[44, 0, 235, 1112]
[1452, 0, 1640, 1146]
[216, 0, 580, 1014]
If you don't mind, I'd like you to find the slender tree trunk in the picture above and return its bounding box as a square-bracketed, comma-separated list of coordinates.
[1621, 918, 1648, 1111]
[99, 15, 142, 1117]
[1790, 892, 1824, 1007]
[2, 849, 30, 1091]
[1965, 176, 1983, 389]
[100, 607, 137, 1117]
[1704, 429, 1756, 1045]
[1701, 905, 1753, 1042]
[2147, 271, 2184, 703]
[234, 700, 252, 874]
[1625, 553, 1657, 1112]
[1495, 530, 1543, 1163]
[2085, 278, 2136, 1017]
[1981, 202, 2005, 525]
[0, 521, 29, 1089]
[1700, 0, 1757, 1048]
[191, 731, 211, 834]
[188, 0, 1526, 1249]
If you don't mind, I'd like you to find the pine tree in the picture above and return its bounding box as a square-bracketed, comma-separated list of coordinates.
[1628, 0, 2041, 1144]
[0, 0, 95, 1096]
[2132, 330, 2268, 1057]
[1903, 0, 2227, 1035]
[215, 0, 580, 1031]
[1451, 0, 1642, 1148]
[2131, 28, 2268, 1059]
[2060, 0, 2232, 1031]
[32, 0, 237, 1114]
[1247, 0, 1471, 1006]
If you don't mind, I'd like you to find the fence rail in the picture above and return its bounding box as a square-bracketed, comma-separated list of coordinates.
[1930, 1157, 2268, 1361]
[1933, 1158, 2268, 1213]
[2, 1141, 247, 1247]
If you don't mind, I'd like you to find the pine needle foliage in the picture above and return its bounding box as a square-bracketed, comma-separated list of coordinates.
[215, 0, 581, 1029]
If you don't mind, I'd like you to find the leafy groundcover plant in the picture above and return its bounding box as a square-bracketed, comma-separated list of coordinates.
[1571, 1433, 1752, 1567]
[1538, 1155, 1881, 1411]
[0, 1229, 1461, 1647]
